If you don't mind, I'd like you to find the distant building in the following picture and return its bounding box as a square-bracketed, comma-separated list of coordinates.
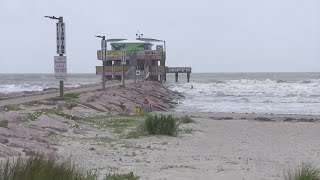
[96, 39, 166, 81]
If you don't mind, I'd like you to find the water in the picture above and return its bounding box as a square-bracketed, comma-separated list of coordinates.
[0, 74, 100, 93]
[166, 73, 320, 115]
[1, 73, 319, 115]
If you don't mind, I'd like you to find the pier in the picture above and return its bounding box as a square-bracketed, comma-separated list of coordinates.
[166, 67, 192, 82]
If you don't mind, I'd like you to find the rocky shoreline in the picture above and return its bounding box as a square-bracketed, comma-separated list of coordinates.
[0, 81, 181, 158]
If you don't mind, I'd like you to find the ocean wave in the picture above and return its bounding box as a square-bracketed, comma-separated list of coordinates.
[168, 78, 320, 115]
[0, 84, 44, 93]
[0, 82, 97, 94]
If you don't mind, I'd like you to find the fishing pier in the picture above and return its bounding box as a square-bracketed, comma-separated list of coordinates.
[96, 36, 191, 84]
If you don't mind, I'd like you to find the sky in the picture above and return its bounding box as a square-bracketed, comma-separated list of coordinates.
[0, 0, 319, 73]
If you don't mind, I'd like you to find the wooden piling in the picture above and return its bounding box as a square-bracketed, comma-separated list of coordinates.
[175, 73, 178, 82]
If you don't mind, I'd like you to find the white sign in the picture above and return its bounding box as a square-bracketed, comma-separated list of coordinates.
[121, 50, 126, 65]
[101, 40, 107, 61]
[56, 22, 66, 54]
[54, 56, 67, 80]
[136, 70, 141, 76]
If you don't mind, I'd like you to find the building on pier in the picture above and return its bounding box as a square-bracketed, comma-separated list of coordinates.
[96, 38, 191, 82]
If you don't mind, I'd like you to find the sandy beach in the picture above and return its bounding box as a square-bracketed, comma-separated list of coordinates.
[0, 81, 319, 180]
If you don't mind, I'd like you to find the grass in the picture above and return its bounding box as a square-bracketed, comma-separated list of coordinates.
[104, 172, 139, 180]
[0, 153, 98, 180]
[48, 131, 59, 141]
[68, 103, 78, 109]
[27, 109, 82, 121]
[83, 116, 143, 132]
[125, 124, 147, 139]
[64, 93, 81, 100]
[3, 104, 21, 112]
[144, 114, 178, 136]
[284, 163, 320, 180]
[179, 128, 194, 134]
[179, 115, 195, 124]
[0, 121, 8, 128]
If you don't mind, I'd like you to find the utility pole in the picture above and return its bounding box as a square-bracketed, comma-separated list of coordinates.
[121, 49, 126, 87]
[45, 16, 66, 98]
[95, 36, 127, 90]
[95, 35, 107, 90]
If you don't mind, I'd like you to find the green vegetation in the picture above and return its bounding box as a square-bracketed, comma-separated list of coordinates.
[179, 128, 194, 134]
[125, 124, 147, 139]
[68, 103, 78, 109]
[144, 114, 177, 136]
[27, 109, 82, 121]
[178, 115, 195, 124]
[48, 131, 59, 141]
[3, 104, 21, 112]
[0, 121, 8, 128]
[64, 93, 81, 100]
[104, 172, 139, 180]
[0, 154, 98, 180]
[284, 163, 320, 180]
[83, 116, 143, 132]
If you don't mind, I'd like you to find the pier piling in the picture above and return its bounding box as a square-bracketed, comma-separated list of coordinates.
[187, 73, 190, 83]
[175, 73, 178, 82]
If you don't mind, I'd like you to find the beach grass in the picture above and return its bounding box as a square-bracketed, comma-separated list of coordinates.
[0, 154, 98, 180]
[178, 115, 195, 124]
[104, 172, 139, 180]
[144, 114, 177, 136]
[27, 109, 82, 121]
[48, 131, 59, 141]
[3, 104, 21, 112]
[64, 93, 81, 100]
[284, 163, 320, 180]
[83, 116, 143, 132]
[125, 124, 147, 139]
[0, 121, 8, 128]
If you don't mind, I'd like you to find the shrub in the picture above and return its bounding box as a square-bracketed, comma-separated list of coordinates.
[284, 163, 320, 180]
[145, 115, 177, 136]
[0, 154, 98, 180]
[104, 172, 139, 180]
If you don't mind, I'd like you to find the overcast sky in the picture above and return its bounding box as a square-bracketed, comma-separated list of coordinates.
[0, 0, 319, 73]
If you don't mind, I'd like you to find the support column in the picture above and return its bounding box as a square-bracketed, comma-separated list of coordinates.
[106, 60, 112, 80]
[59, 53, 64, 98]
[102, 61, 106, 90]
[187, 73, 190, 83]
[175, 73, 178, 82]
[60, 80, 64, 98]
[133, 66, 136, 83]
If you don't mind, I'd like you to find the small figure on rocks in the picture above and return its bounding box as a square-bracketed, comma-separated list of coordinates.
[134, 106, 142, 113]
[142, 98, 152, 112]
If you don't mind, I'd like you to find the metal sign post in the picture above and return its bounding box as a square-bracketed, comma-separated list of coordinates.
[56, 17, 66, 97]
[121, 50, 126, 87]
[45, 16, 66, 98]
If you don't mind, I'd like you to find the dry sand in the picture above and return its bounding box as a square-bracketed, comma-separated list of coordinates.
[0, 81, 320, 180]
[55, 113, 320, 180]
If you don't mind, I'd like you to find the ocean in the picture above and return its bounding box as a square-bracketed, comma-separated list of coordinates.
[0, 73, 319, 115]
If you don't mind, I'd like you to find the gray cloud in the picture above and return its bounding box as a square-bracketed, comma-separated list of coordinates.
[0, 0, 319, 73]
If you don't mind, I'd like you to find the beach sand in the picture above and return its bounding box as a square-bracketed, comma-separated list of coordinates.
[0, 81, 319, 180]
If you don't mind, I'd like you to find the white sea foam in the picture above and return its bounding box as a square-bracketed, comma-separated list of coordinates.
[0, 84, 44, 93]
[169, 79, 320, 115]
